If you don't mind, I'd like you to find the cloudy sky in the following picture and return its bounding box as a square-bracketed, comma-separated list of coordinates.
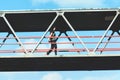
[0, 0, 120, 80]
[0, 0, 120, 10]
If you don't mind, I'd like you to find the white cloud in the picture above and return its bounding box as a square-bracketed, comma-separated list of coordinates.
[53, 0, 105, 8]
[23, 39, 49, 56]
[21, 39, 48, 49]
[82, 74, 120, 80]
[24, 39, 37, 49]
[41, 72, 73, 80]
[42, 72, 63, 80]
[32, 0, 51, 6]
[31, 0, 106, 8]
[16, 39, 48, 56]
[16, 39, 37, 50]
[31, 0, 120, 8]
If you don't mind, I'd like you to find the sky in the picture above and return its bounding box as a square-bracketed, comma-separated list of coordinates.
[0, 0, 120, 80]
[0, 0, 120, 10]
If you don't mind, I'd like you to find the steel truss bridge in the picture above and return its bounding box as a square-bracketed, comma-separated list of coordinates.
[0, 9, 120, 71]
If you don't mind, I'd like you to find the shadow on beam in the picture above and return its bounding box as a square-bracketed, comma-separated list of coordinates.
[0, 56, 120, 71]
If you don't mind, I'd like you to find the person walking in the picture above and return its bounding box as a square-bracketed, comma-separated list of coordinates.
[47, 27, 57, 55]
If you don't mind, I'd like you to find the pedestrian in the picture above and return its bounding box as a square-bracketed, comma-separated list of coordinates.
[47, 27, 57, 55]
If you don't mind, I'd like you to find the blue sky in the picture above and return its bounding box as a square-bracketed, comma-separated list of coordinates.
[0, 0, 120, 80]
[0, 0, 120, 10]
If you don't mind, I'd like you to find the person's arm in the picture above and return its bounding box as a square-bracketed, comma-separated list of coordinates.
[48, 32, 53, 42]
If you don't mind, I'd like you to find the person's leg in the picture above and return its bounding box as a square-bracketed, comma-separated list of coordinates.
[47, 44, 54, 55]
[47, 50, 52, 55]
[54, 44, 57, 55]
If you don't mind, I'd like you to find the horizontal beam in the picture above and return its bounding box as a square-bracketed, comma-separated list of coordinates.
[0, 35, 119, 39]
[0, 56, 120, 71]
[0, 9, 118, 14]
[1, 41, 120, 45]
[0, 48, 120, 53]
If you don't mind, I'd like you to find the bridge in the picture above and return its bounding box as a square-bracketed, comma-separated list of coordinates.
[0, 8, 120, 71]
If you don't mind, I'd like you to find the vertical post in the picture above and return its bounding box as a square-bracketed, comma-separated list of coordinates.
[31, 13, 59, 53]
[2, 14, 28, 54]
[93, 11, 119, 52]
[62, 12, 90, 53]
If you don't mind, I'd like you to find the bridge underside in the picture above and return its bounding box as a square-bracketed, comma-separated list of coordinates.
[0, 56, 120, 71]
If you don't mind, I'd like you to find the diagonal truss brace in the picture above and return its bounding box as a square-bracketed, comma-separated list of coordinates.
[0, 33, 10, 48]
[31, 13, 59, 53]
[64, 32, 80, 54]
[93, 11, 119, 53]
[62, 12, 90, 53]
[56, 32, 80, 54]
[100, 30, 120, 54]
[31, 11, 90, 54]
[2, 13, 28, 54]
